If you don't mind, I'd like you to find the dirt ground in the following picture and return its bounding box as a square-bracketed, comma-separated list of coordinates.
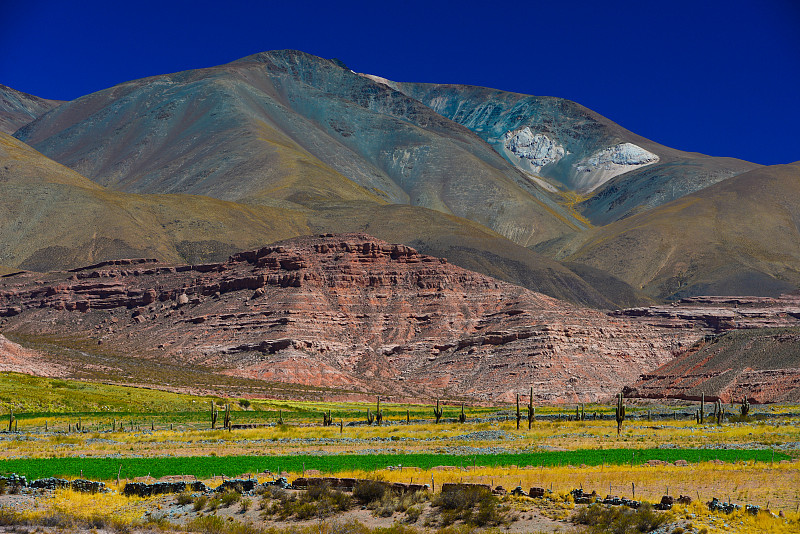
[0, 488, 575, 533]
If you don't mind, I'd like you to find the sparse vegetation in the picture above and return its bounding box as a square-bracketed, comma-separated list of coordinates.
[573, 502, 672, 533]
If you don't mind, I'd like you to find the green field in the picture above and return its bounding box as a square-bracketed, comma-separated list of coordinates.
[0, 449, 788, 482]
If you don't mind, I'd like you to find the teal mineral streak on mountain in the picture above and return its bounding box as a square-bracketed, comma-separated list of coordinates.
[376, 79, 758, 224]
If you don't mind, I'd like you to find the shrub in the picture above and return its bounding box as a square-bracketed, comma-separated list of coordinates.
[432, 487, 510, 527]
[206, 497, 222, 511]
[572, 503, 672, 534]
[239, 498, 251, 513]
[353, 479, 387, 505]
[405, 505, 422, 523]
[176, 492, 193, 506]
[187, 515, 227, 534]
[263, 484, 352, 520]
[220, 490, 241, 507]
[193, 495, 208, 512]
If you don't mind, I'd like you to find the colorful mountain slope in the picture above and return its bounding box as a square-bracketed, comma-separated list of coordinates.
[15, 50, 583, 247]
[0, 84, 63, 134]
[557, 163, 800, 298]
[378, 80, 759, 224]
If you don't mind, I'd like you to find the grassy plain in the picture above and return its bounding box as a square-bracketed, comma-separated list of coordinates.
[0, 372, 796, 533]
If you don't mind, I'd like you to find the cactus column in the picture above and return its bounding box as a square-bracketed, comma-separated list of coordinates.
[433, 399, 443, 424]
[615, 392, 626, 436]
[527, 387, 535, 430]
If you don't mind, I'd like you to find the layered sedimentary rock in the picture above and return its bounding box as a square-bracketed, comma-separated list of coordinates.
[613, 295, 800, 332]
[0, 234, 695, 402]
[618, 295, 800, 402]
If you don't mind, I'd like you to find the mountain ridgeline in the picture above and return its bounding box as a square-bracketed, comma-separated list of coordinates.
[2, 49, 798, 304]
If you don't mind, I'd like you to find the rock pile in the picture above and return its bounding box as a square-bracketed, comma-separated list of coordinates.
[123, 481, 206, 497]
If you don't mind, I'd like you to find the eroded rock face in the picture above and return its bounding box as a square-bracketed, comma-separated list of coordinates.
[502, 128, 566, 171]
[0, 234, 697, 402]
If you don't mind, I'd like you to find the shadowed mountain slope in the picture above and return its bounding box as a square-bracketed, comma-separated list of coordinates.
[377, 80, 759, 224]
[15, 50, 583, 247]
[554, 163, 800, 299]
[0, 85, 63, 135]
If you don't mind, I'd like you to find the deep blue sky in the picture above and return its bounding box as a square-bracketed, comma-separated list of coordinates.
[2, 0, 798, 165]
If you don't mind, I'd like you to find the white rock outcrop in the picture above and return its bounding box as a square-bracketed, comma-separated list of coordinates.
[587, 143, 659, 167]
[573, 143, 659, 191]
[502, 128, 566, 171]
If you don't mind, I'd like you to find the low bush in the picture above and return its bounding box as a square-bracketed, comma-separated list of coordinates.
[432, 487, 510, 527]
[263, 484, 352, 520]
[220, 490, 241, 507]
[353, 479, 388, 505]
[176, 492, 194, 505]
[193, 495, 208, 512]
[239, 498, 252, 513]
[572, 503, 672, 534]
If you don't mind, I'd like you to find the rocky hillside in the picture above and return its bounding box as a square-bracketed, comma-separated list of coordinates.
[0, 131, 649, 308]
[15, 50, 584, 248]
[374, 80, 759, 224]
[0, 234, 698, 402]
[626, 327, 800, 404]
[0, 84, 62, 134]
[549, 163, 800, 299]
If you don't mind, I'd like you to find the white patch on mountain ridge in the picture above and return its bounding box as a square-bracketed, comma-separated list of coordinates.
[502, 127, 566, 171]
[573, 142, 660, 192]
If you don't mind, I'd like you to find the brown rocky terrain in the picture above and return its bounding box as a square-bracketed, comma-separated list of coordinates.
[0, 334, 64, 377]
[617, 296, 800, 402]
[0, 234, 697, 403]
[613, 295, 800, 332]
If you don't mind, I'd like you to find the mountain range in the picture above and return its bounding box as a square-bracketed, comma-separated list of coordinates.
[1, 50, 798, 401]
[4, 50, 792, 303]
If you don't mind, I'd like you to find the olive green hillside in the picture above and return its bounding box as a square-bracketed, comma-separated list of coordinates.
[556, 163, 800, 299]
[0, 132, 310, 270]
[16, 51, 583, 248]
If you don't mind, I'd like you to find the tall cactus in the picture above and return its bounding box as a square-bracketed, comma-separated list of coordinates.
[277, 410, 284, 425]
[740, 395, 750, 417]
[715, 399, 724, 425]
[223, 403, 231, 429]
[375, 398, 383, 426]
[516, 394, 521, 430]
[458, 403, 466, 423]
[211, 401, 218, 429]
[8, 410, 14, 432]
[433, 399, 443, 424]
[527, 387, 535, 430]
[615, 392, 626, 436]
[366, 408, 375, 425]
[322, 410, 332, 426]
